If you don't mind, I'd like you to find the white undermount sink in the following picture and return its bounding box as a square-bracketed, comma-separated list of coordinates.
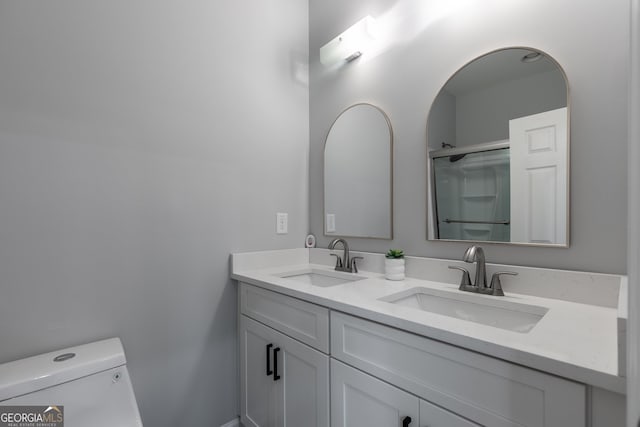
[276, 268, 365, 287]
[380, 287, 548, 333]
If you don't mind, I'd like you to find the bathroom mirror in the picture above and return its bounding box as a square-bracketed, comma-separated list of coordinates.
[427, 48, 569, 246]
[324, 103, 393, 239]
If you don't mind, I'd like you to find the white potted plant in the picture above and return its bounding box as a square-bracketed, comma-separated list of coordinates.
[385, 249, 405, 281]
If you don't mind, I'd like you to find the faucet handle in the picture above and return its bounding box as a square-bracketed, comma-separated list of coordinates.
[350, 256, 363, 273]
[330, 253, 343, 268]
[489, 271, 518, 296]
[448, 266, 472, 290]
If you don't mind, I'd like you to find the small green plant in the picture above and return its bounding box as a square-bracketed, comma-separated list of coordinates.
[385, 249, 405, 259]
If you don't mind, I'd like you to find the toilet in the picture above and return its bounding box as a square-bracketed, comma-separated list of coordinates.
[0, 338, 143, 426]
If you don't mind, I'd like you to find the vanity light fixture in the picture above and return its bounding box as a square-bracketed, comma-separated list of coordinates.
[521, 51, 543, 63]
[320, 16, 378, 67]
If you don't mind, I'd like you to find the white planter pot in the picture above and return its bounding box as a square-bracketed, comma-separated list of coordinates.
[385, 258, 405, 281]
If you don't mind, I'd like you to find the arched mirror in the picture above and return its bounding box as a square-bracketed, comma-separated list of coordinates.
[427, 47, 569, 247]
[324, 103, 393, 239]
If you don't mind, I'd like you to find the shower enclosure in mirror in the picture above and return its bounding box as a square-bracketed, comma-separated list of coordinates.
[432, 142, 511, 242]
[324, 103, 393, 239]
[427, 48, 569, 246]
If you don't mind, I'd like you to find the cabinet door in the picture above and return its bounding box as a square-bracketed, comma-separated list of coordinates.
[277, 324, 330, 427]
[331, 359, 419, 427]
[240, 315, 329, 427]
[240, 315, 280, 427]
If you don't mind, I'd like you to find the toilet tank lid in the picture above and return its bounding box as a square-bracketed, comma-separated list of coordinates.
[0, 338, 127, 402]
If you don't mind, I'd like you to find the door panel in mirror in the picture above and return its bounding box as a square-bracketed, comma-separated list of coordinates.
[427, 48, 569, 247]
[324, 104, 393, 239]
[509, 107, 568, 245]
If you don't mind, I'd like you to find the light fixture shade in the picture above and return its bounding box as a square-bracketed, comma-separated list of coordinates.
[320, 16, 377, 67]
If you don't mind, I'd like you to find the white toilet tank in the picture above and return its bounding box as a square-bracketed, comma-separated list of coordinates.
[0, 338, 143, 427]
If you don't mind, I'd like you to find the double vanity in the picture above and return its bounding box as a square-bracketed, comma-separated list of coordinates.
[231, 247, 626, 427]
[229, 36, 625, 427]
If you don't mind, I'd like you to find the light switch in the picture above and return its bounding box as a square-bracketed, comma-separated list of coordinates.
[326, 214, 336, 233]
[276, 213, 288, 234]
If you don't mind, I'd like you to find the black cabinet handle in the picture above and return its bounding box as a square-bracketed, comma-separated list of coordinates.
[402, 416, 412, 427]
[266, 343, 273, 376]
[273, 347, 281, 381]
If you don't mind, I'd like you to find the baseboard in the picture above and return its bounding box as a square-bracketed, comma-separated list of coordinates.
[220, 417, 240, 427]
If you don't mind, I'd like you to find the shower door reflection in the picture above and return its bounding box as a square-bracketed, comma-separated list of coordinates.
[432, 148, 511, 242]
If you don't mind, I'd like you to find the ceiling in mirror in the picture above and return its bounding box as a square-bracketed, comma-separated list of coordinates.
[324, 103, 393, 239]
[427, 48, 569, 247]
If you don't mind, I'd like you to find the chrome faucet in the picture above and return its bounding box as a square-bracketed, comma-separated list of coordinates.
[328, 238, 362, 273]
[448, 245, 518, 296]
[463, 245, 487, 289]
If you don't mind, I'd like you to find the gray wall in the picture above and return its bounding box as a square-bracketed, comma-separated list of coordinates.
[0, 1, 308, 426]
[429, 69, 566, 149]
[310, 0, 629, 274]
[427, 90, 456, 150]
[455, 69, 567, 147]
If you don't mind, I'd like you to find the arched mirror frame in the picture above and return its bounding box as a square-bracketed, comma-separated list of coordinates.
[323, 102, 394, 239]
[426, 47, 571, 247]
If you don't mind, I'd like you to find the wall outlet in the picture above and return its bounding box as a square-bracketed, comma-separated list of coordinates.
[326, 214, 336, 233]
[276, 213, 288, 234]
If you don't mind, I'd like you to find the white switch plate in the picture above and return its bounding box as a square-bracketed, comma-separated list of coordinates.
[326, 214, 336, 233]
[276, 213, 288, 234]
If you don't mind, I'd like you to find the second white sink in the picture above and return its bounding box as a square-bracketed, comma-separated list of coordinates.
[276, 268, 365, 287]
[380, 287, 548, 333]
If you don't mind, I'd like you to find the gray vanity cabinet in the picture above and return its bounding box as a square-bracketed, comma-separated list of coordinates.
[238, 283, 591, 427]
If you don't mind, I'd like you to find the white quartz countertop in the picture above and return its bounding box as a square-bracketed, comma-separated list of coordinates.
[231, 249, 626, 394]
